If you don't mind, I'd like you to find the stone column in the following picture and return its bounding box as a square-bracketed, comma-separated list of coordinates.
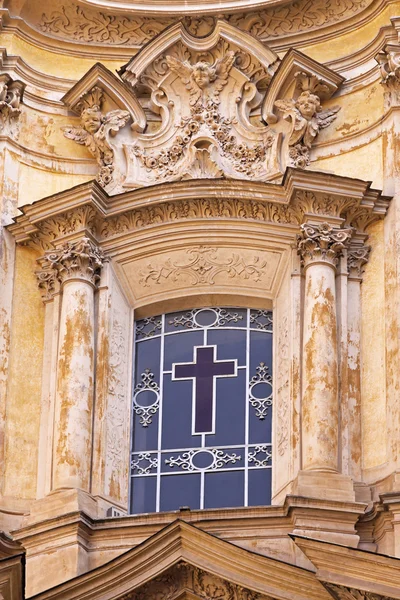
[297, 222, 352, 473]
[44, 238, 103, 491]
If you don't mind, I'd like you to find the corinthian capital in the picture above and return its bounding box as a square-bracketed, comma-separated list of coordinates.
[42, 237, 104, 286]
[297, 222, 353, 268]
[347, 245, 371, 279]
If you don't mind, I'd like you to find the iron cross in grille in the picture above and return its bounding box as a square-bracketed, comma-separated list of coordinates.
[172, 345, 237, 434]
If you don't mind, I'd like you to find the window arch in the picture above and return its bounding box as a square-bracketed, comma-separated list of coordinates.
[130, 307, 273, 514]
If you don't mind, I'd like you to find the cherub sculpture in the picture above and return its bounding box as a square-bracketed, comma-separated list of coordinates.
[275, 90, 340, 168]
[63, 102, 130, 188]
[165, 51, 236, 107]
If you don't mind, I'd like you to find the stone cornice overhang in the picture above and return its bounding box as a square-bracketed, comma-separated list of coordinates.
[27, 519, 331, 600]
[291, 535, 400, 599]
[7, 169, 392, 251]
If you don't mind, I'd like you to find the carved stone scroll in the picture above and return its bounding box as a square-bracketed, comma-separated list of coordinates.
[0, 73, 25, 135]
[297, 222, 353, 268]
[41, 237, 104, 286]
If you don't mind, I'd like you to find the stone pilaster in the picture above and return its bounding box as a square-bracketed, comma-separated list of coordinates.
[40, 238, 103, 491]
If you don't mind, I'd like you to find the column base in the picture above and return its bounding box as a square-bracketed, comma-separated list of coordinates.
[293, 470, 356, 503]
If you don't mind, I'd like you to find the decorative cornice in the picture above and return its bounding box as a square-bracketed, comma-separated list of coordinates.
[6, 172, 391, 251]
[297, 222, 353, 268]
[39, 237, 104, 287]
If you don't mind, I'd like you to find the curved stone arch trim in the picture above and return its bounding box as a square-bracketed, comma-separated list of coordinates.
[119, 19, 279, 87]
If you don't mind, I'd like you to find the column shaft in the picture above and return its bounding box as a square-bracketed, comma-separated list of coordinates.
[53, 280, 95, 490]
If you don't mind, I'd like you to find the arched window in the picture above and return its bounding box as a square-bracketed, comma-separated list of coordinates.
[130, 307, 273, 514]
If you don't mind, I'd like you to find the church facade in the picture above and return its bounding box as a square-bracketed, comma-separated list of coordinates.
[1, 1, 400, 599]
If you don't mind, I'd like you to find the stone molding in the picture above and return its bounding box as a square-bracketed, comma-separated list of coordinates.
[8, 172, 390, 252]
[324, 583, 395, 600]
[297, 222, 353, 268]
[36, 237, 104, 292]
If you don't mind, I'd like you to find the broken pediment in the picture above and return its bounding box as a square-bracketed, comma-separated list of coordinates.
[61, 20, 344, 193]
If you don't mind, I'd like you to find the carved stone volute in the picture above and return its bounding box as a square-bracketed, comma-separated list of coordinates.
[39, 238, 104, 288]
[347, 244, 371, 280]
[0, 73, 25, 134]
[297, 222, 353, 268]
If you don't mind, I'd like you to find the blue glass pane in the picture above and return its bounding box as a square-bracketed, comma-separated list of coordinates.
[250, 330, 273, 376]
[162, 374, 197, 449]
[135, 337, 161, 382]
[160, 474, 200, 511]
[205, 370, 246, 446]
[204, 470, 244, 509]
[207, 328, 246, 366]
[163, 330, 203, 370]
[130, 477, 156, 514]
[132, 412, 159, 451]
[248, 468, 271, 506]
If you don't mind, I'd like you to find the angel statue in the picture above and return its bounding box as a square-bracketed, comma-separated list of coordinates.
[165, 51, 236, 107]
[274, 90, 340, 168]
[63, 104, 130, 188]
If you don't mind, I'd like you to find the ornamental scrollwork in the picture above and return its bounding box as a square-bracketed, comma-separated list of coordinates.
[63, 86, 130, 188]
[139, 246, 268, 287]
[38, 237, 104, 286]
[376, 46, 400, 108]
[347, 245, 371, 279]
[249, 363, 273, 420]
[297, 222, 353, 267]
[39, 0, 370, 46]
[133, 369, 160, 426]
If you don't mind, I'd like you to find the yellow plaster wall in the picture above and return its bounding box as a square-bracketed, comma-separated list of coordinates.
[18, 164, 93, 206]
[1, 33, 125, 79]
[312, 137, 383, 190]
[4, 246, 44, 499]
[300, 1, 400, 63]
[361, 219, 387, 471]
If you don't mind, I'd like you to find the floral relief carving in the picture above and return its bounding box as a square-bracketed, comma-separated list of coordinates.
[139, 246, 268, 287]
[63, 86, 130, 188]
[106, 318, 128, 484]
[297, 222, 353, 267]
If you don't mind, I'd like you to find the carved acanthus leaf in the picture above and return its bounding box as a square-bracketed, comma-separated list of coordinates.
[376, 46, 400, 108]
[130, 563, 269, 600]
[139, 246, 268, 287]
[324, 582, 395, 600]
[35, 265, 59, 302]
[347, 245, 371, 278]
[40, 237, 104, 286]
[297, 222, 353, 267]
